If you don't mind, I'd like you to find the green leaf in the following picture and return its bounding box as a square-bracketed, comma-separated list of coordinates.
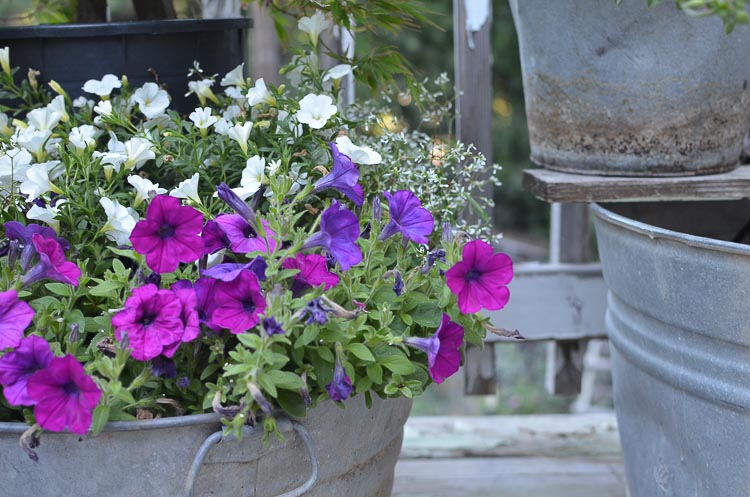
[114, 388, 137, 406]
[90, 405, 110, 435]
[44, 282, 72, 297]
[237, 333, 262, 350]
[317, 347, 335, 363]
[200, 363, 220, 381]
[366, 363, 383, 384]
[346, 343, 376, 362]
[258, 374, 278, 398]
[277, 390, 307, 418]
[108, 409, 137, 421]
[89, 280, 123, 297]
[295, 326, 318, 348]
[264, 370, 304, 390]
[380, 352, 415, 375]
[410, 302, 442, 327]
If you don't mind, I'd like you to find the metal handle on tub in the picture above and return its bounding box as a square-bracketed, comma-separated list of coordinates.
[183, 418, 319, 497]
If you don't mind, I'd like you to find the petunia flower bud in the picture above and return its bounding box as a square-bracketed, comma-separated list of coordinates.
[216, 182, 257, 229]
[372, 196, 382, 223]
[247, 381, 273, 417]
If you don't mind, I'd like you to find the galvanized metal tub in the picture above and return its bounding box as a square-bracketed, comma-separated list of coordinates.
[0, 395, 412, 497]
[592, 201, 750, 496]
[509, 0, 750, 176]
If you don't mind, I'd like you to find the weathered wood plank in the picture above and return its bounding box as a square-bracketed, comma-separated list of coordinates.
[393, 457, 627, 497]
[523, 165, 750, 203]
[401, 413, 621, 459]
[463, 344, 497, 395]
[485, 262, 607, 342]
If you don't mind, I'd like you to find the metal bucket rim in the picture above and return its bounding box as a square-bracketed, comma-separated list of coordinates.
[591, 202, 750, 257]
[0, 412, 223, 435]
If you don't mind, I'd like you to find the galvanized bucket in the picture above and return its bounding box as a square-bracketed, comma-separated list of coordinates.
[592, 201, 750, 496]
[0, 396, 412, 497]
[509, 0, 750, 176]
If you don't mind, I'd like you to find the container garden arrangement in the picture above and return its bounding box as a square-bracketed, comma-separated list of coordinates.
[592, 200, 750, 497]
[509, 0, 750, 176]
[0, 9, 514, 497]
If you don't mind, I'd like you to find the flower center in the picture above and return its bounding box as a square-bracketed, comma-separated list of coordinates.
[62, 381, 80, 396]
[464, 268, 482, 282]
[242, 225, 257, 239]
[158, 223, 176, 239]
[139, 311, 158, 327]
[242, 299, 256, 314]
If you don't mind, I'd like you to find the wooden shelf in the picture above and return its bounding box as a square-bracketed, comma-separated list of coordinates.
[523, 165, 750, 203]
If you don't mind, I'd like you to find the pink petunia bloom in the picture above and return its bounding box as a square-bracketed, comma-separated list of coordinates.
[282, 253, 339, 296]
[0, 289, 35, 350]
[21, 234, 81, 287]
[403, 313, 464, 384]
[445, 240, 513, 314]
[214, 214, 278, 254]
[111, 284, 185, 361]
[0, 335, 52, 406]
[210, 270, 266, 334]
[130, 195, 204, 274]
[26, 354, 102, 434]
[378, 190, 434, 244]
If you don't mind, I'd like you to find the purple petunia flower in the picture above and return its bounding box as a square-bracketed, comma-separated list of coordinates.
[202, 219, 231, 255]
[392, 270, 403, 297]
[21, 234, 81, 287]
[282, 253, 339, 296]
[326, 360, 353, 402]
[378, 190, 434, 244]
[4, 221, 69, 271]
[302, 200, 362, 271]
[313, 143, 363, 206]
[111, 284, 185, 361]
[202, 256, 267, 282]
[210, 270, 266, 334]
[0, 335, 52, 406]
[214, 214, 278, 254]
[161, 284, 201, 357]
[150, 355, 177, 378]
[301, 297, 329, 325]
[0, 289, 35, 350]
[26, 354, 102, 434]
[262, 316, 285, 336]
[130, 195, 204, 274]
[445, 240, 513, 314]
[216, 182, 257, 226]
[403, 313, 464, 384]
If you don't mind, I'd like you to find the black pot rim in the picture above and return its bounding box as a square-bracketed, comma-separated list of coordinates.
[0, 17, 252, 39]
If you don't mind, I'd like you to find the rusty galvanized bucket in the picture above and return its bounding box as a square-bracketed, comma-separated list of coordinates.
[509, 0, 750, 176]
[592, 201, 750, 496]
[0, 396, 412, 497]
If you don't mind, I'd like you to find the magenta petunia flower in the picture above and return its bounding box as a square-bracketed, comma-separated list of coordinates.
[302, 200, 362, 271]
[210, 270, 267, 334]
[378, 190, 434, 244]
[130, 195, 204, 274]
[445, 240, 513, 314]
[313, 143, 364, 206]
[282, 253, 339, 296]
[202, 219, 231, 255]
[4, 221, 69, 271]
[403, 313, 464, 384]
[0, 335, 52, 406]
[326, 360, 352, 402]
[111, 284, 185, 361]
[214, 214, 278, 254]
[21, 234, 81, 287]
[0, 289, 35, 350]
[161, 285, 201, 357]
[174, 278, 220, 332]
[26, 354, 102, 434]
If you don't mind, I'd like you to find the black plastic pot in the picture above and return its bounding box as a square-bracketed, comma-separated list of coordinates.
[0, 18, 251, 113]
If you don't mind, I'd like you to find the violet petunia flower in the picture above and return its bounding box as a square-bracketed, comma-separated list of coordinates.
[326, 360, 353, 402]
[202, 256, 267, 282]
[216, 182, 257, 226]
[301, 297, 329, 325]
[263, 317, 285, 336]
[0, 289, 35, 350]
[392, 270, 403, 297]
[214, 214, 278, 254]
[210, 270, 266, 334]
[130, 195, 204, 274]
[26, 354, 102, 434]
[302, 200, 362, 271]
[445, 240, 513, 314]
[4, 221, 69, 271]
[174, 278, 221, 332]
[0, 335, 52, 406]
[282, 253, 339, 296]
[403, 313, 464, 384]
[21, 234, 81, 287]
[111, 284, 185, 361]
[202, 219, 231, 255]
[378, 190, 434, 244]
[313, 143, 364, 206]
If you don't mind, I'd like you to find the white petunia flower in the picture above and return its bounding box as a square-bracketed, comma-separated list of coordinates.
[16, 128, 52, 159]
[298, 11, 331, 47]
[227, 121, 253, 154]
[189, 107, 218, 130]
[220, 63, 245, 87]
[20, 161, 63, 200]
[213, 118, 232, 135]
[169, 172, 201, 205]
[69, 125, 98, 152]
[93, 100, 113, 117]
[222, 105, 242, 121]
[27, 106, 63, 132]
[335, 135, 382, 165]
[233, 155, 266, 199]
[47, 95, 69, 123]
[323, 64, 353, 82]
[289, 164, 308, 195]
[82, 74, 122, 97]
[0, 147, 32, 188]
[72, 96, 95, 108]
[127, 174, 166, 207]
[133, 82, 170, 119]
[0, 112, 11, 135]
[123, 137, 155, 170]
[225, 86, 245, 102]
[100, 197, 139, 246]
[295, 94, 337, 129]
[27, 200, 66, 233]
[187, 79, 218, 106]
[0, 47, 9, 75]
[246, 78, 275, 107]
[92, 132, 127, 180]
